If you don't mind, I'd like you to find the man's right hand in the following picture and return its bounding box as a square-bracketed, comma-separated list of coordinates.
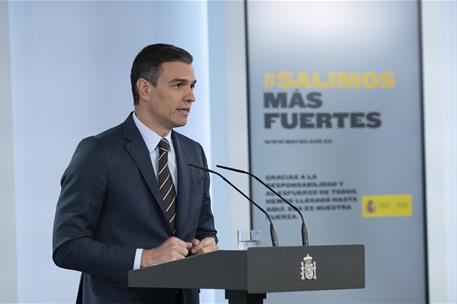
[140, 237, 193, 268]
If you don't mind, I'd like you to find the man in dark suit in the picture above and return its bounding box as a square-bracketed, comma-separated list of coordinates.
[52, 44, 218, 303]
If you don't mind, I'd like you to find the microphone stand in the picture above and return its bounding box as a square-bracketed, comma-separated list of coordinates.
[189, 163, 279, 247]
[217, 164, 309, 246]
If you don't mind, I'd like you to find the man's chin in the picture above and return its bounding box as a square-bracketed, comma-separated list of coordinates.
[172, 120, 188, 128]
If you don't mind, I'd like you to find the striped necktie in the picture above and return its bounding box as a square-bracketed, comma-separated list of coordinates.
[157, 138, 176, 231]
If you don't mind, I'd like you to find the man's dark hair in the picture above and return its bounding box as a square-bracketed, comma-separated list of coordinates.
[130, 43, 193, 105]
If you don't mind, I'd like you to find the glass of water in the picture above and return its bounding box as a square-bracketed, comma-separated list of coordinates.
[237, 230, 261, 250]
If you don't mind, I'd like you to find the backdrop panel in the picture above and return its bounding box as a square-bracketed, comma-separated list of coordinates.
[246, 1, 427, 303]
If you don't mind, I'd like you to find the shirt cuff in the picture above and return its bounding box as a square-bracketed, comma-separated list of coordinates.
[133, 248, 143, 270]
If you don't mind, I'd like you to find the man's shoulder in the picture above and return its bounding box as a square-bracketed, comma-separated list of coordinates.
[92, 122, 124, 142]
[76, 116, 129, 154]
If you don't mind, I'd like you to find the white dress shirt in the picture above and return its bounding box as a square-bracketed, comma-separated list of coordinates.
[132, 112, 178, 269]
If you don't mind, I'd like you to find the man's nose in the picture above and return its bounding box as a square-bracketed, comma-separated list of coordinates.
[185, 88, 196, 102]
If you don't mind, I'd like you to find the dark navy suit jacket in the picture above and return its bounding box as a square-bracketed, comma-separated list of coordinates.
[52, 113, 217, 303]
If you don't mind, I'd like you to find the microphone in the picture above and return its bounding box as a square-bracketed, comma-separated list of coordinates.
[188, 163, 278, 247]
[217, 164, 309, 246]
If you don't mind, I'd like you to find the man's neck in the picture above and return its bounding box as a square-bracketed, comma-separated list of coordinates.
[134, 110, 171, 138]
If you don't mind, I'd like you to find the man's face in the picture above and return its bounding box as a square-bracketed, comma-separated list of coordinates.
[142, 61, 196, 135]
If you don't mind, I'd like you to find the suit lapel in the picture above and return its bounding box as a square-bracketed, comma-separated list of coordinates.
[172, 132, 191, 238]
[122, 114, 173, 233]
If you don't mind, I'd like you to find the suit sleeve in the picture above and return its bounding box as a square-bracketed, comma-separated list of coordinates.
[52, 137, 135, 287]
[195, 145, 218, 242]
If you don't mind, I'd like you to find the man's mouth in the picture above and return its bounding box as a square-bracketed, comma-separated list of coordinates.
[177, 108, 190, 113]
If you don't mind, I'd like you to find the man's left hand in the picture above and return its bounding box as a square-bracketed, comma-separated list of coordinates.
[191, 237, 218, 255]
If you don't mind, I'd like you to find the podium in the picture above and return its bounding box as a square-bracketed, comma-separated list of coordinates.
[129, 245, 365, 303]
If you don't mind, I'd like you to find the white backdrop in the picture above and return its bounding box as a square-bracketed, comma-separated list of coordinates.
[422, 1, 456, 303]
[7, 1, 213, 302]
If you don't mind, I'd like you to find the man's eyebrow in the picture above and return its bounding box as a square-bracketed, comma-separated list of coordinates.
[169, 78, 196, 84]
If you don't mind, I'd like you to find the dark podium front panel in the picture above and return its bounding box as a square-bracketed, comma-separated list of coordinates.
[246, 245, 364, 293]
[130, 250, 248, 290]
[129, 245, 364, 294]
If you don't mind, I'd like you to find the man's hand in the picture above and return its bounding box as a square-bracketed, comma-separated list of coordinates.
[191, 236, 219, 255]
[141, 236, 192, 268]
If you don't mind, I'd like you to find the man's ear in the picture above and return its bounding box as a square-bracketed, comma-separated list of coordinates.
[136, 78, 151, 101]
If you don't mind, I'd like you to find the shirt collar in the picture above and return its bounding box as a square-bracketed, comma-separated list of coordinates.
[132, 112, 173, 153]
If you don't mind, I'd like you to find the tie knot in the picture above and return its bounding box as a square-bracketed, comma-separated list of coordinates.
[158, 138, 169, 152]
